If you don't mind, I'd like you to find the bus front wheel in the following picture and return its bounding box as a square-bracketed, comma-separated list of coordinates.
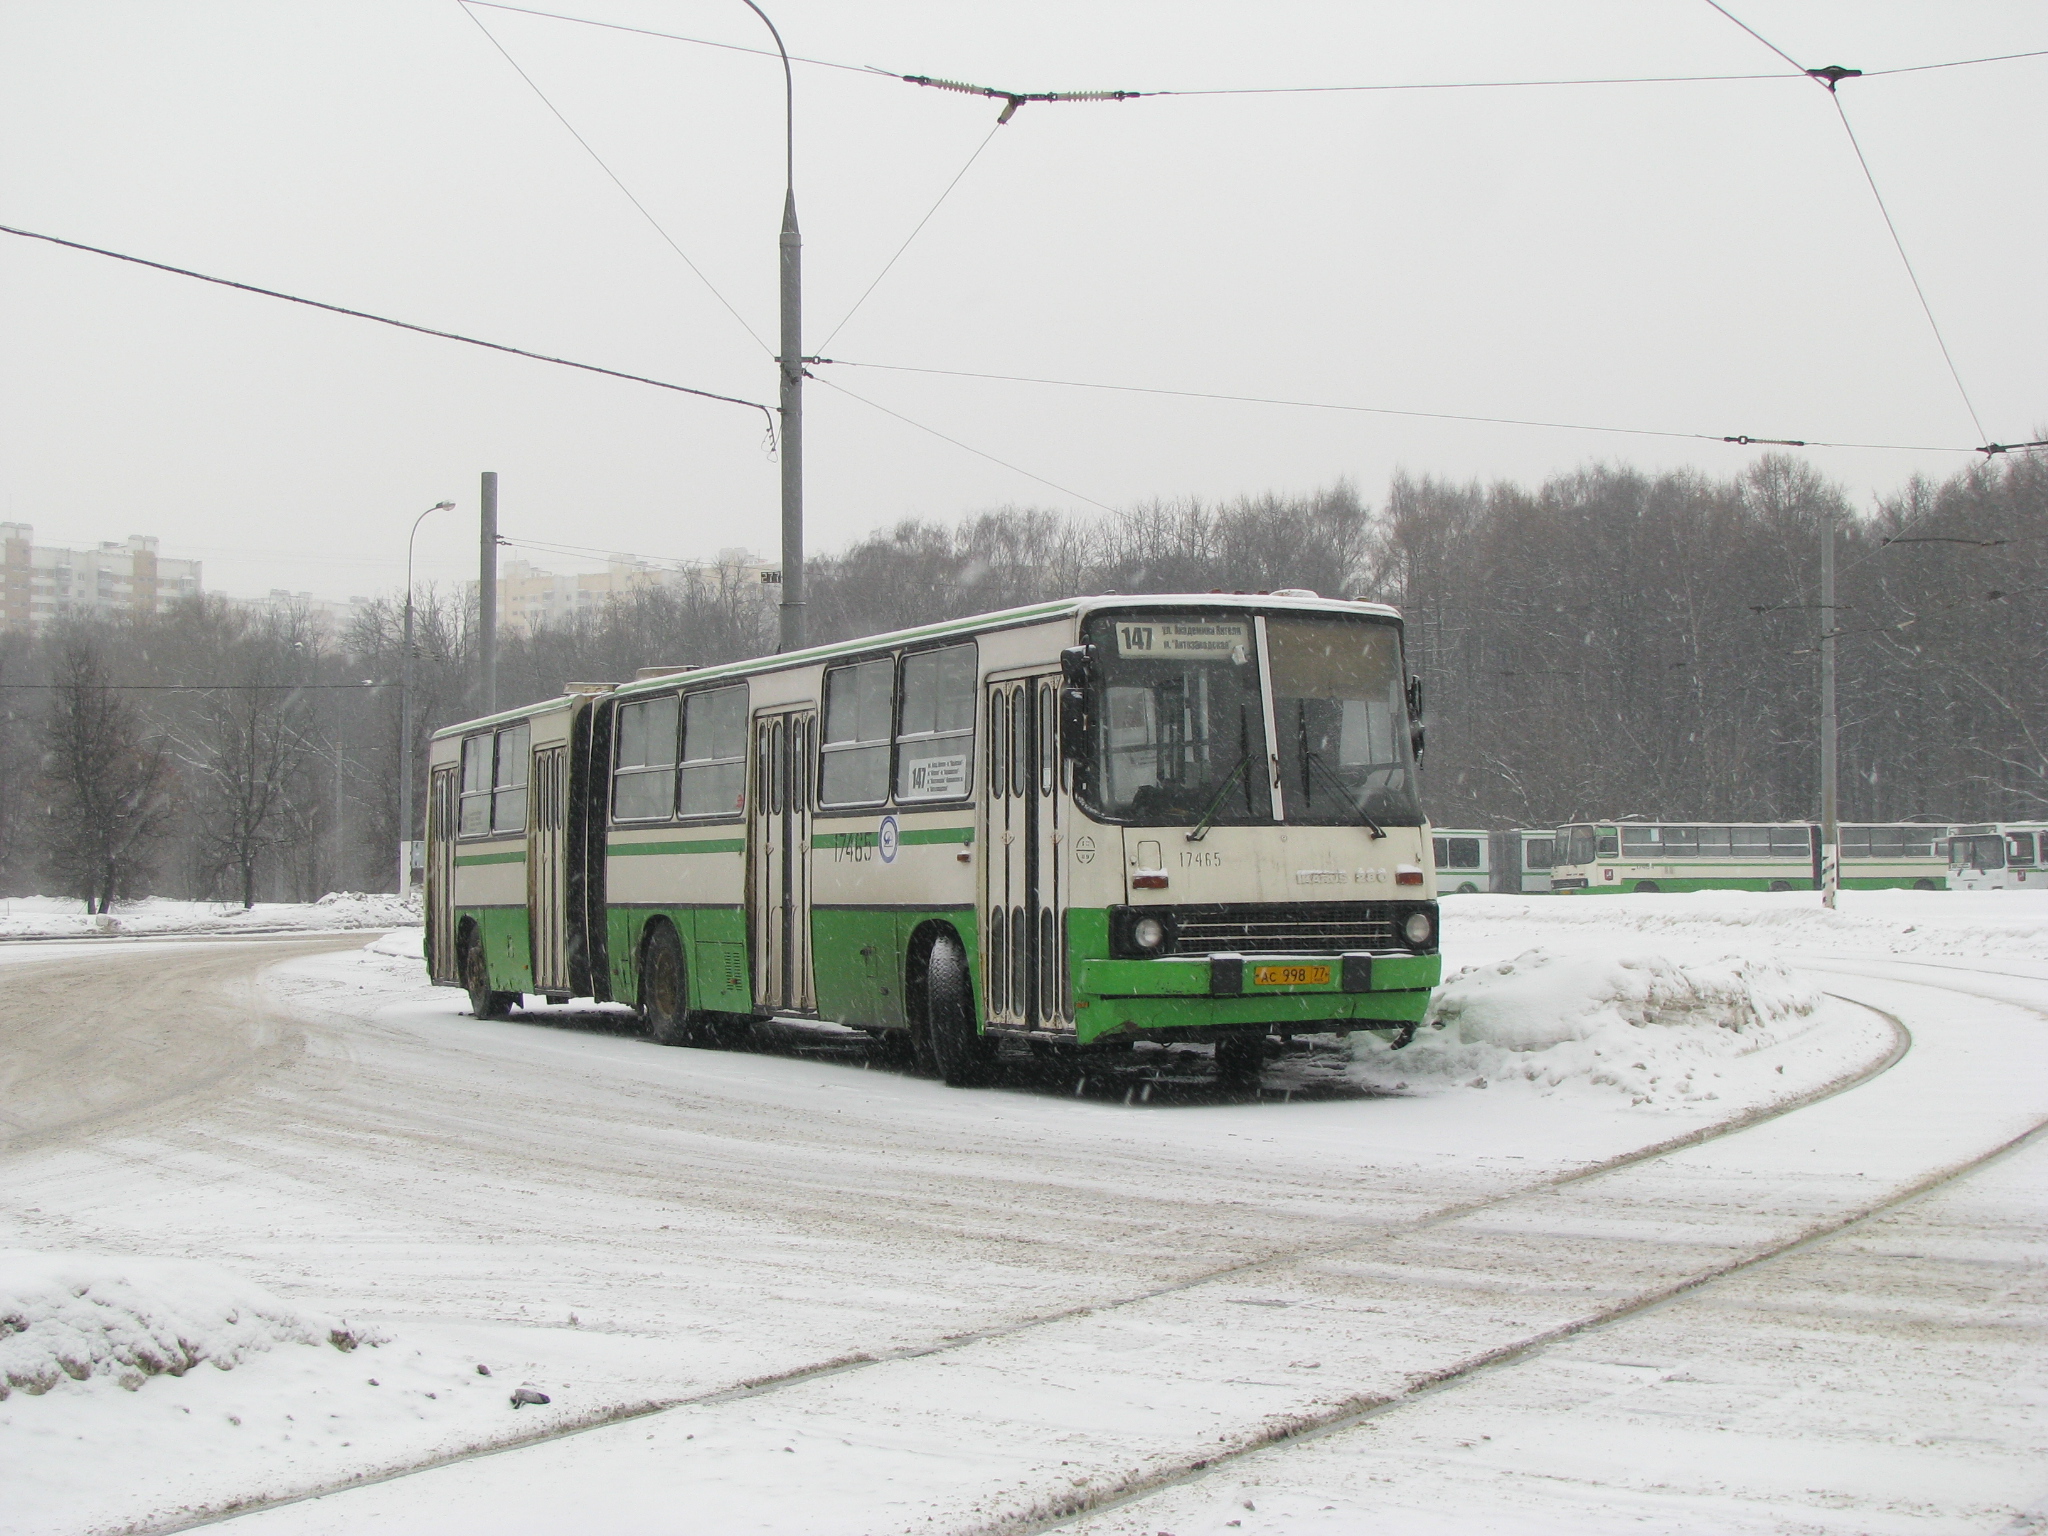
[1634, 880, 1661, 894]
[641, 925, 725, 1048]
[1213, 1032, 1266, 1085]
[925, 934, 996, 1088]
[461, 929, 518, 1021]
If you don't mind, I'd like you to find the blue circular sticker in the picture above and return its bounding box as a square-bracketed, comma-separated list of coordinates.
[878, 814, 900, 864]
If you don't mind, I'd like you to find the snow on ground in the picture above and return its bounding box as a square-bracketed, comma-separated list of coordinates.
[0, 890, 2041, 1534]
[0, 892, 419, 942]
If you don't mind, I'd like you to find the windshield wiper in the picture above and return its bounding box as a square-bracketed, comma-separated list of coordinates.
[1304, 750, 1386, 838]
[1185, 751, 1252, 842]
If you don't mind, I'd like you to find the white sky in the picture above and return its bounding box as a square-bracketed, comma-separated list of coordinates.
[2, 1, 2043, 601]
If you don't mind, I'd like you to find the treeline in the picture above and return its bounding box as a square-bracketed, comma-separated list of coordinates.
[1, 452, 2041, 905]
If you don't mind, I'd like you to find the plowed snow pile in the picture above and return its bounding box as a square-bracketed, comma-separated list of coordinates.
[1353, 947, 1825, 1107]
[0, 1251, 357, 1398]
[0, 891, 418, 940]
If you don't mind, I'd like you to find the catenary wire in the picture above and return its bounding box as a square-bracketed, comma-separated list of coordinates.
[0, 224, 775, 428]
[455, 0, 771, 356]
[0, 682, 394, 691]
[812, 376, 1116, 512]
[1827, 92, 1989, 444]
[1698, 0, 1808, 73]
[819, 121, 1006, 350]
[817, 358, 1975, 454]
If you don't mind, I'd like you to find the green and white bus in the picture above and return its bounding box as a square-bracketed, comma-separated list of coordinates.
[1549, 820, 1951, 893]
[425, 594, 1442, 1085]
[1947, 823, 2048, 890]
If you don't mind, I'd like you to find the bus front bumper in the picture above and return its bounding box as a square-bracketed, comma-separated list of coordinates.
[1069, 951, 1440, 1044]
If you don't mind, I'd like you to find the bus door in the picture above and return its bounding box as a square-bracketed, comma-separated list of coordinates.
[427, 764, 459, 983]
[982, 675, 1069, 1030]
[749, 709, 816, 1013]
[527, 744, 569, 992]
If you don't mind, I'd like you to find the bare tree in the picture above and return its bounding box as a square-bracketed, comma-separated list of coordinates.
[38, 637, 176, 912]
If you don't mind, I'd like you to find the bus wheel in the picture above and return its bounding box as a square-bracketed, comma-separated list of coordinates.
[1769, 880, 1792, 892]
[1213, 1032, 1265, 1085]
[1635, 880, 1661, 894]
[461, 930, 518, 1021]
[641, 925, 720, 1048]
[1913, 878, 1936, 890]
[925, 933, 996, 1087]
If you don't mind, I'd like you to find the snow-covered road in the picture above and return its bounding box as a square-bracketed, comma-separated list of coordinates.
[2, 894, 2045, 1534]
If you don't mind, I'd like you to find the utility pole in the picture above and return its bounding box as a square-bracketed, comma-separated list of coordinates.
[1820, 507, 1839, 910]
[479, 471, 499, 715]
[778, 188, 804, 653]
[398, 499, 455, 899]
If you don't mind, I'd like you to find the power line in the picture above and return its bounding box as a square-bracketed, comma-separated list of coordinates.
[812, 376, 1116, 512]
[455, 0, 771, 356]
[1827, 92, 1988, 444]
[0, 223, 774, 429]
[820, 121, 1006, 350]
[817, 357, 1975, 454]
[0, 682, 390, 691]
[1864, 47, 2048, 79]
[1697, 0, 1808, 74]
[461, 0, 874, 75]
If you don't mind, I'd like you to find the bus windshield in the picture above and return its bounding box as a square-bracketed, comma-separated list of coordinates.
[1556, 824, 1599, 866]
[1079, 609, 1422, 828]
[1952, 834, 2006, 872]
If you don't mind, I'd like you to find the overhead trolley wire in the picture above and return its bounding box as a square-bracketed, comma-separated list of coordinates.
[812, 376, 1117, 513]
[0, 223, 775, 429]
[816, 357, 1977, 456]
[455, 0, 771, 356]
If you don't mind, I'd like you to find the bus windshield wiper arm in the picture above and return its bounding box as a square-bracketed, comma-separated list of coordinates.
[1305, 751, 1386, 838]
[1185, 751, 1251, 842]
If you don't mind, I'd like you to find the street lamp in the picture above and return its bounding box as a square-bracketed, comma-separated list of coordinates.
[398, 500, 457, 898]
[730, 0, 804, 653]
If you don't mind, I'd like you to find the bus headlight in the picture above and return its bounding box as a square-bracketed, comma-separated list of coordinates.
[1402, 909, 1435, 949]
[1132, 916, 1167, 951]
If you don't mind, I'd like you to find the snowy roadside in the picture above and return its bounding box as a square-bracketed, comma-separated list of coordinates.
[0, 892, 419, 942]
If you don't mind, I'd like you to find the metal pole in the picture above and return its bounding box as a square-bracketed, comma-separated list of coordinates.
[778, 190, 804, 653]
[399, 501, 455, 899]
[480, 471, 499, 714]
[1820, 507, 1839, 910]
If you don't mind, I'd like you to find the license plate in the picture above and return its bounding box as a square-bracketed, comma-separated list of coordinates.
[1253, 964, 1330, 987]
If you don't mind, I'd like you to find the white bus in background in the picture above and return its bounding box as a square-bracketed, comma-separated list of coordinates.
[1429, 829, 1554, 893]
[1431, 829, 1490, 893]
[1948, 823, 2048, 890]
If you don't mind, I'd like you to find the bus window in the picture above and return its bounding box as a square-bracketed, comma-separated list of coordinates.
[1597, 829, 1619, 857]
[1265, 613, 1422, 828]
[1662, 826, 1700, 857]
[1956, 835, 2005, 871]
[1622, 826, 1658, 856]
[1442, 837, 1481, 870]
[2009, 832, 2038, 866]
[1731, 826, 1771, 856]
[1524, 836, 1554, 870]
[680, 686, 748, 817]
[459, 734, 492, 835]
[821, 658, 893, 806]
[491, 723, 529, 834]
[1771, 827, 1810, 857]
[1010, 685, 1031, 798]
[614, 695, 680, 821]
[1695, 826, 1732, 856]
[896, 644, 976, 802]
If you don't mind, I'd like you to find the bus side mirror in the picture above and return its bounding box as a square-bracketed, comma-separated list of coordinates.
[1406, 674, 1425, 763]
[1060, 644, 1096, 689]
[1060, 687, 1090, 762]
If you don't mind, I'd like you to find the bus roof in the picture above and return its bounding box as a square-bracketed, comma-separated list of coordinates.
[435, 591, 1403, 740]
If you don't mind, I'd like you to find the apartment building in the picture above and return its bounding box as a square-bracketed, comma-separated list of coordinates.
[1, 524, 203, 634]
[492, 549, 777, 635]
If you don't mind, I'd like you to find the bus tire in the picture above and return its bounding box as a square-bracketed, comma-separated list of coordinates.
[925, 933, 995, 1088]
[1769, 880, 1792, 892]
[460, 927, 518, 1021]
[1913, 878, 1936, 890]
[640, 924, 722, 1048]
[1634, 880, 1661, 894]
[1213, 1031, 1265, 1085]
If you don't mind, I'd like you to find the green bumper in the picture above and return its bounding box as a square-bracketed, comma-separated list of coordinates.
[1070, 951, 1440, 1044]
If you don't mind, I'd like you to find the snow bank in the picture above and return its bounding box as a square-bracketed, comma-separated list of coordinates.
[0, 892, 421, 941]
[0, 1251, 363, 1399]
[1353, 945, 1824, 1108]
[366, 926, 426, 958]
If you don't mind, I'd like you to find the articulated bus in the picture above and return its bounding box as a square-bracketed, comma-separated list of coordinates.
[1549, 821, 1951, 893]
[1431, 829, 1553, 894]
[1948, 823, 2048, 890]
[425, 595, 1442, 1085]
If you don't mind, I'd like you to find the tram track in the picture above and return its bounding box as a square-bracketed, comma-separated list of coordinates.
[158, 980, 1917, 1534]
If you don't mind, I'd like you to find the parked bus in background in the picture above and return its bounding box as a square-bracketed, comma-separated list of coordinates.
[426, 594, 1442, 1087]
[1550, 821, 1951, 893]
[1948, 824, 2048, 890]
[1431, 828, 1490, 893]
[1492, 829, 1554, 893]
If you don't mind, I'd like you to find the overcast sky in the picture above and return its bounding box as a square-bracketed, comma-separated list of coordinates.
[2, 1, 2043, 602]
